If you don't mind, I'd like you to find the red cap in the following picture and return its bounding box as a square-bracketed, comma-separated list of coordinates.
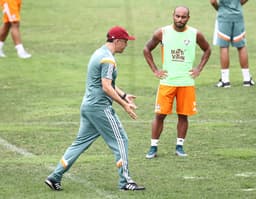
[107, 26, 135, 40]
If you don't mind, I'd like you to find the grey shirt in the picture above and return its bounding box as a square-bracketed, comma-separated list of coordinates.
[217, 0, 244, 22]
[82, 45, 117, 110]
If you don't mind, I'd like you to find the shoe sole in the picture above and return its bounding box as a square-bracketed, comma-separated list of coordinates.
[216, 85, 231, 88]
[175, 151, 188, 157]
[120, 184, 146, 191]
[120, 187, 146, 191]
[45, 179, 62, 191]
[45, 179, 55, 190]
[145, 153, 157, 159]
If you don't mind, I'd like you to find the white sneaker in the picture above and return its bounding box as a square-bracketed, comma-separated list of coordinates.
[216, 79, 231, 88]
[17, 50, 32, 59]
[0, 49, 6, 58]
[243, 78, 255, 87]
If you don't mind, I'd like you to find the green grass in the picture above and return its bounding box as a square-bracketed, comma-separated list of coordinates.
[0, 0, 256, 198]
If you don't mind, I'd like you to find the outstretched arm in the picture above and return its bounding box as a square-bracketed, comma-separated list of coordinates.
[102, 78, 137, 119]
[115, 86, 136, 105]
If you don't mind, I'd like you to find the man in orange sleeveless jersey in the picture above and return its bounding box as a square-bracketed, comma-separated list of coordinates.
[143, 6, 211, 158]
[0, 0, 31, 58]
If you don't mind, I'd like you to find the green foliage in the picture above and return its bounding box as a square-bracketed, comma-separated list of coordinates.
[0, 0, 255, 198]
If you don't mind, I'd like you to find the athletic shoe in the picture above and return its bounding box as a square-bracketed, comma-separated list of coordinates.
[17, 50, 32, 59]
[175, 145, 188, 157]
[243, 78, 255, 87]
[216, 79, 231, 88]
[120, 182, 145, 191]
[146, 146, 157, 159]
[0, 49, 6, 58]
[44, 178, 63, 191]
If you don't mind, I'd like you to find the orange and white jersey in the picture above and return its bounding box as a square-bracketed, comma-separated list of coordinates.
[0, 0, 22, 23]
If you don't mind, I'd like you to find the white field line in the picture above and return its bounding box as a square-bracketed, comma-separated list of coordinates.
[183, 176, 206, 180]
[1, 118, 256, 126]
[0, 137, 119, 199]
[0, 137, 34, 157]
[242, 188, 256, 192]
[1, 138, 256, 195]
[235, 172, 256, 177]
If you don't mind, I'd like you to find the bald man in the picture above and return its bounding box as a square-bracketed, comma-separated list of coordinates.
[143, 6, 211, 158]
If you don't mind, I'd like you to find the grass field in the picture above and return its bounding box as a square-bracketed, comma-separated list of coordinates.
[0, 0, 256, 198]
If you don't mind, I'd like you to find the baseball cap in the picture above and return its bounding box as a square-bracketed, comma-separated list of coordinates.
[107, 26, 135, 40]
